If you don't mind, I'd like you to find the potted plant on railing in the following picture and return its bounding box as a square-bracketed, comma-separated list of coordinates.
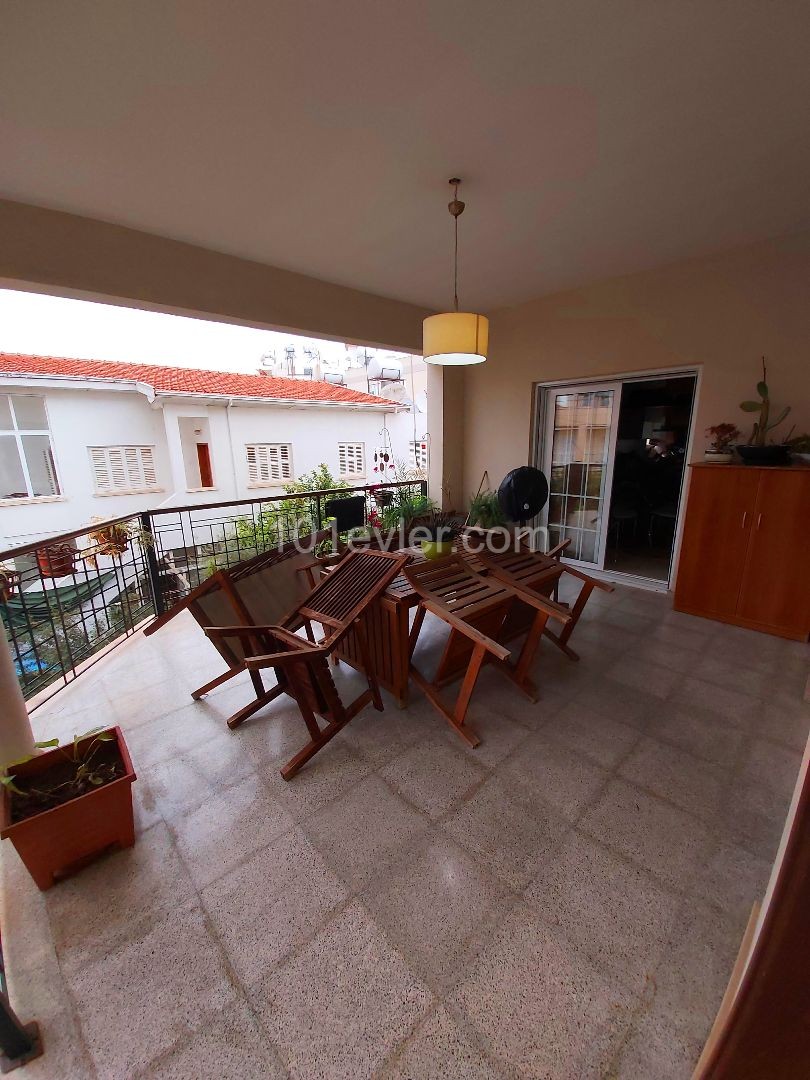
[370, 483, 395, 508]
[0, 726, 137, 890]
[418, 513, 461, 560]
[704, 423, 741, 464]
[83, 517, 154, 566]
[36, 538, 78, 579]
[0, 563, 20, 603]
[737, 359, 792, 465]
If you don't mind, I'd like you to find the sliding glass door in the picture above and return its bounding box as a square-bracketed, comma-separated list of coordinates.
[541, 383, 620, 568]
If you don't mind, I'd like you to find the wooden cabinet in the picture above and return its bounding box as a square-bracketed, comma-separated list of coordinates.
[674, 464, 810, 640]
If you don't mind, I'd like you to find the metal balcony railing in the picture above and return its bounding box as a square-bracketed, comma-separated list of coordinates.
[0, 480, 427, 706]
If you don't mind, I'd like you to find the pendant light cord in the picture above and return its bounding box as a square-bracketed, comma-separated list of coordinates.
[453, 207, 459, 313]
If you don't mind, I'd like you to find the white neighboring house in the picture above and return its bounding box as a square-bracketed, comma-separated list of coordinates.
[0, 353, 419, 549]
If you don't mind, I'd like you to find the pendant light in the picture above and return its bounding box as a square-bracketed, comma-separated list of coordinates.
[423, 178, 488, 366]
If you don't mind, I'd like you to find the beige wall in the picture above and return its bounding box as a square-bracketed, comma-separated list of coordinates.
[463, 231, 810, 500]
[0, 199, 430, 351]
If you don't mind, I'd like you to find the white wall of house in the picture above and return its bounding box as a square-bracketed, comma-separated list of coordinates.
[0, 380, 422, 550]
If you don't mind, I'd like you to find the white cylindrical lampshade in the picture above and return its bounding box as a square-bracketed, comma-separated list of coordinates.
[423, 312, 488, 366]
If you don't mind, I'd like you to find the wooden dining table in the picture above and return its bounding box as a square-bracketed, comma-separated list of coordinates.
[332, 542, 489, 707]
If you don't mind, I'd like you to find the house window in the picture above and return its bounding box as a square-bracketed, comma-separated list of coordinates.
[338, 442, 365, 477]
[89, 446, 159, 494]
[0, 394, 61, 499]
[410, 440, 429, 470]
[246, 443, 293, 485]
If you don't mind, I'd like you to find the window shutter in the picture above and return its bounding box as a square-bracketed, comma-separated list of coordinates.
[338, 442, 364, 476]
[246, 444, 292, 484]
[89, 446, 158, 492]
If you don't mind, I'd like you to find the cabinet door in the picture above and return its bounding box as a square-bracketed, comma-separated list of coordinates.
[674, 468, 760, 618]
[737, 471, 810, 633]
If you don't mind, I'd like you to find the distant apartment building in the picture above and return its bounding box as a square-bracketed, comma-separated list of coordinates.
[0, 353, 425, 548]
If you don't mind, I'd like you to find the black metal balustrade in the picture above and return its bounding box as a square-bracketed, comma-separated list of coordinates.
[0, 480, 427, 705]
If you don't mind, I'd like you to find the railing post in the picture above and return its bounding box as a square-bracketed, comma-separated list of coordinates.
[420, 479, 428, 500]
[139, 513, 164, 617]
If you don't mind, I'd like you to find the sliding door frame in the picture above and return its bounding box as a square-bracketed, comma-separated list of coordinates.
[531, 364, 702, 590]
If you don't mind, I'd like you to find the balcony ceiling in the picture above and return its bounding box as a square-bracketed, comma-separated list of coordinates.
[2, 1, 809, 311]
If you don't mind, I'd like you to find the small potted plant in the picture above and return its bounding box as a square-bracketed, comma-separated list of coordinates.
[737, 358, 792, 465]
[36, 538, 78, 579]
[787, 433, 810, 465]
[1, 727, 137, 890]
[468, 491, 507, 528]
[417, 513, 460, 560]
[83, 517, 154, 567]
[0, 563, 20, 603]
[370, 485, 394, 509]
[704, 423, 740, 464]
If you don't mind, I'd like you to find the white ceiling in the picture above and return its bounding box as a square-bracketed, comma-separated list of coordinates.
[2, 1, 809, 311]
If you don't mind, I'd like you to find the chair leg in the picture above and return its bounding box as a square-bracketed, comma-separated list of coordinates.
[191, 665, 241, 700]
[354, 619, 383, 712]
[407, 642, 486, 750]
[511, 608, 549, 692]
[226, 684, 285, 729]
[280, 689, 374, 780]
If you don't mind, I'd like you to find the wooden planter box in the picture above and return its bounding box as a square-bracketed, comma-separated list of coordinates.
[0, 727, 136, 890]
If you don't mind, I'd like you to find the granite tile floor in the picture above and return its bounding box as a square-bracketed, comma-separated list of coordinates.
[2, 580, 808, 1079]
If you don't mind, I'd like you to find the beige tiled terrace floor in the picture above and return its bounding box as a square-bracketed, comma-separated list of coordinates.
[2, 581, 808, 1079]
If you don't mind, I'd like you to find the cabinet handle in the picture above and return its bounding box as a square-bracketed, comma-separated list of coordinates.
[742, 511, 748, 528]
[757, 513, 762, 529]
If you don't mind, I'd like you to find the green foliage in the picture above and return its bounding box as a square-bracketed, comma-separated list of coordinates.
[418, 512, 461, 542]
[380, 490, 436, 529]
[282, 463, 351, 496]
[739, 358, 791, 447]
[2, 728, 120, 815]
[232, 464, 352, 553]
[468, 490, 507, 528]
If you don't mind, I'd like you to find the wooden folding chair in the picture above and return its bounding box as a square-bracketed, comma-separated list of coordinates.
[143, 531, 331, 726]
[470, 536, 614, 660]
[206, 548, 409, 778]
[404, 554, 571, 747]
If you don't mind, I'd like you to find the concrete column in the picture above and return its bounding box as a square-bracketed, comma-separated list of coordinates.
[0, 623, 36, 766]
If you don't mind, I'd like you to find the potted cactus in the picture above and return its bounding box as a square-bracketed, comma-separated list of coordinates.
[704, 424, 740, 464]
[737, 359, 792, 465]
[0, 726, 136, 890]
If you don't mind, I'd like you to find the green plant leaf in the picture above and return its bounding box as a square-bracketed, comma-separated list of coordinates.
[1, 775, 25, 796]
[739, 401, 762, 412]
[756, 381, 769, 399]
[34, 738, 59, 750]
[766, 405, 791, 430]
[75, 726, 104, 741]
[96, 731, 115, 742]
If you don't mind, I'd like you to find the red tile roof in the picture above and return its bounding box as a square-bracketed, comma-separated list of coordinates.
[0, 352, 400, 408]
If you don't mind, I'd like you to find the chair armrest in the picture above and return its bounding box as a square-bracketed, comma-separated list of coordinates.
[545, 538, 572, 560]
[203, 625, 273, 639]
[555, 565, 615, 592]
[245, 644, 328, 669]
[507, 582, 573, 624]
[421, 600, 511, 662]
